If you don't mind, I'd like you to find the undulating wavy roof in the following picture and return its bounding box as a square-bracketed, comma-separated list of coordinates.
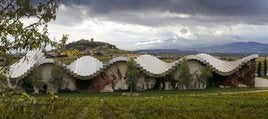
[104, 56, 129, 68]
[8, 49, 129, 80]
[9, 49, 258, 81]
[64, 56, 129, 80]
[186, 53, 258, 76]
[66, 56, 104, 79]
[9, 49, 45, 79]
[135, 54, 258, 77]
[134, 55, 179, 77]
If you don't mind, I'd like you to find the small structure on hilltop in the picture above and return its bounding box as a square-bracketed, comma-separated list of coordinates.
[7, 49, 258, 93]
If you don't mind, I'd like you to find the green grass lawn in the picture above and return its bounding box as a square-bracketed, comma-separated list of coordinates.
[260, 76, 268, 79]
[2, 88, 268, 119]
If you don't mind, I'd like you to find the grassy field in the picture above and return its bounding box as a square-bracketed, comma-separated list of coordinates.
[1, 88, 268, 119]
[34, 87, 268, 98]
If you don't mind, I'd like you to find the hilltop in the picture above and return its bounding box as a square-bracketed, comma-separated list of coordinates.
[65, 39, 117, 51]
[47, 39, 136, 63]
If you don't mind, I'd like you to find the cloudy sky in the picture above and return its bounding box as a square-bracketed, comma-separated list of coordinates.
[46, 0, 268, 50]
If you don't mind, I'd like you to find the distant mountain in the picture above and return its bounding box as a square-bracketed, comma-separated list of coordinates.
[66, 39, 117, 51]
[193, 42, 268, 54]
[137, 42, 268, 55]
[138, 49, 199, 55]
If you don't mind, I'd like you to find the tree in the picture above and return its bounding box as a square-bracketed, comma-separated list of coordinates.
[0, 0, 68, 93]
[125, 58, 139, 95]
[0, 0, 67, 73]
[178, 58, 191, 89]
[49, 65, 64, 93]
[167, 74, 177, 89]
[0, 0, 66, 103]
[30, 67, 44, 93]
[199, 66, 213, 88]
[264, 58, 267, 76]
[174, 69, 183, 89]
[0, 0, 60, 53]
[1, 0, 67, 77]
[257, 61, 262, 77]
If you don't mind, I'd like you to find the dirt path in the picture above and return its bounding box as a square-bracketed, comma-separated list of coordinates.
[75, 103, 90, 119]
[101, 103, 116, 119]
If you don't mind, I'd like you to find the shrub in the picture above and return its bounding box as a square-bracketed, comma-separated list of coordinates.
[177, 58, 191, 89]
[125, 58, 140, 93]
[199, 66, 213, 88]
[257, 61, 262, 77]
[49, 65, 64, 93]
[30, 67, 45, 93]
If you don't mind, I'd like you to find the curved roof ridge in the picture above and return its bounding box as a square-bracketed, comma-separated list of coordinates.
[9, 50, 259, 80]
[187, 53, 258, 76]
[103, 56, 129, 68]
[135, 54, 177, 77]
[9, 53, 130, 80]
[135, 53, 258, 77]
[107, 56, 129, 65]
[65, 56, 130, 80]
[66, 55, 104, 79]
[9, 49, 44, 79]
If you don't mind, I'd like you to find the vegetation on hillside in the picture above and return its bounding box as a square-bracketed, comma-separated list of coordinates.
[65, 39, 117, 51]
[52, 39, 133, 63]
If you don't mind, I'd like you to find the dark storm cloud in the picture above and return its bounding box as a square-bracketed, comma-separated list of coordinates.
[180, 29, 188, 34]
[59, 0, 268, 26]
[61, 0, 267, 16]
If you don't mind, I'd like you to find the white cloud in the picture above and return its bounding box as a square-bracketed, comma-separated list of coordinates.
[41, 3, 268, 50]
[135, 40, 164, 45]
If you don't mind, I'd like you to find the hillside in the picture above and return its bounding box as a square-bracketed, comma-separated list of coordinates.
[138, 49, 198, 55]
[137, 42, 268, 55]
[49, 39, 135, 63]
[65, 39, 117, 51]
[193, 42, 268, 54]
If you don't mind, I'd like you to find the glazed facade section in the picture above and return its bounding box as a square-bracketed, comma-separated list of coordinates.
[7, 49, 258, 93]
